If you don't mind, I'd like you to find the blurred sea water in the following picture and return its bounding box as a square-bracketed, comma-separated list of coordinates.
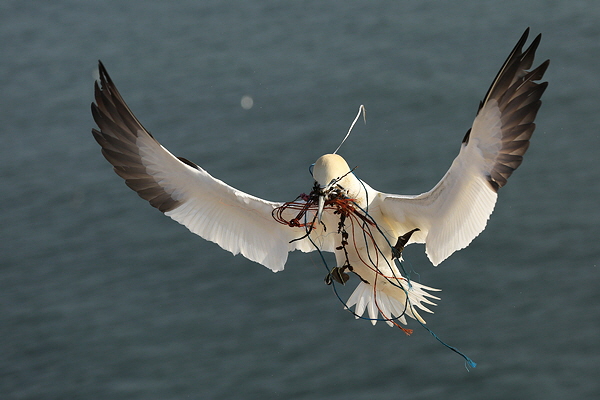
[1, 1, 599, 399]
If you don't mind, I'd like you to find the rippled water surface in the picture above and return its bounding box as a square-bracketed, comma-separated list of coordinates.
[2, 1, 599, 399]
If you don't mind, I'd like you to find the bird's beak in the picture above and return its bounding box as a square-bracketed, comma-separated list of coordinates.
[317, 193, 325, 223]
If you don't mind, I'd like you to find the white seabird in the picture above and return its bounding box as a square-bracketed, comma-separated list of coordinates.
[92, 29, 548, 330]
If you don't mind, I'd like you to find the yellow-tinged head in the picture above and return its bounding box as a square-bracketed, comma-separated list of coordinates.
[312, 154, 365, 222]
[313, 154, 354, 189]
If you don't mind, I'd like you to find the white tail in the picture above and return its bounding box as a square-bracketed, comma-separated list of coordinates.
[345, 279, 440, 327]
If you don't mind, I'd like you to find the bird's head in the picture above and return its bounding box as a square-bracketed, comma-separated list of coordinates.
[312, 154, 353, 188]
[312, 154, 362, 222]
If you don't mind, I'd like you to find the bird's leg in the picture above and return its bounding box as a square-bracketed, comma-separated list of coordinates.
[325, 209, 354, 285]
[325, 266, 350, 285]
[391, 228, 420, 259]
[325, 236, 353, 285]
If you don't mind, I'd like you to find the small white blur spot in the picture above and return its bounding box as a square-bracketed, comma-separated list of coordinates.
[241, 95, 254, 110]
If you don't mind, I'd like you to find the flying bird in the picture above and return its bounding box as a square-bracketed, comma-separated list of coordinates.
[92, 29, 548, 332]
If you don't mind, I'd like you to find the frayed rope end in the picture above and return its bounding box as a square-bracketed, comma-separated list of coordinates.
[419, 320, 477, 371]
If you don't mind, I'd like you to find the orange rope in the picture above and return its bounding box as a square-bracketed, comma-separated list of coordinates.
[273, 188, 414, 331]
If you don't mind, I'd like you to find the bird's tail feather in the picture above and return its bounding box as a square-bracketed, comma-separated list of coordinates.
[345, 280, 440, 327]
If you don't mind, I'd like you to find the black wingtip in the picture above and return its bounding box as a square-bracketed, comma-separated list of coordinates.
[478, 29, 546, 113]
[516, 28, 530, 51]
[96, 60, 118, 95]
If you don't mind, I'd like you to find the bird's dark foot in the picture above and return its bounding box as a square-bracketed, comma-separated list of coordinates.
[325, 266, 350, 285]
[392, 228, 420, 259]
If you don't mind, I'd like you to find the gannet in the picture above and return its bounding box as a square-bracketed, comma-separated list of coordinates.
[92, 29, 548, 329]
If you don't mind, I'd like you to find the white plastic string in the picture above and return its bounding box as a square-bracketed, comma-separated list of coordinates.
[333, 105, 366, 155]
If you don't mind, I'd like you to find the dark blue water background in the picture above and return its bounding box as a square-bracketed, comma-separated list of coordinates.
[1, 1, 599, 399]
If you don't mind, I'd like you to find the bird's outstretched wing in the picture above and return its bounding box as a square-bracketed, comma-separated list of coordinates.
[380, 29, 549, 266]
[91, 61, 327, 271]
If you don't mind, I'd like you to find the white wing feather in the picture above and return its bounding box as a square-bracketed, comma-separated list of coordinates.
[380, 29, 548, 266]
[92, 62, 329, 272]
[380, 137, 499, 266]
[91, 30, 547, 272]
[138, 134, 318, 271]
